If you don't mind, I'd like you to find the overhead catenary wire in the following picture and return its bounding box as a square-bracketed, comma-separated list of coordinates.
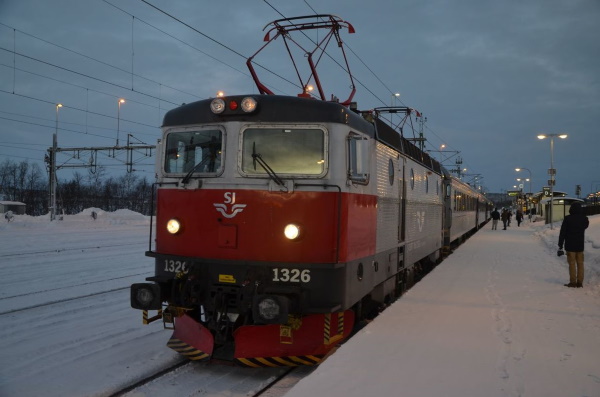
[0, 21, 201, 103]
[136, 0, 301, 94]
[1, 1, 482, 186]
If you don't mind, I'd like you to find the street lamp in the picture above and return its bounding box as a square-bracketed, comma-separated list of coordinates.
[50, 103, 62, 221]
[537, 133, 568, 229]
[117, 98, 125, 146]
[515, 167, 532, 213]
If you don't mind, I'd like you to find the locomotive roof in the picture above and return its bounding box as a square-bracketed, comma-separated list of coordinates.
[162, 94, 444, 175]
[162, 95, 374, 135]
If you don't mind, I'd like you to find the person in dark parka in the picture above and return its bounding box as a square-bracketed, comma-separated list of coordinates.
[558, 202, 589, 288]
[491, 208, 500, 230]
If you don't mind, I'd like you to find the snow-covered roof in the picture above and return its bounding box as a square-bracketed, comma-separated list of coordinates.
[539, 196, 584, 204]
[0, 201, 26, 206]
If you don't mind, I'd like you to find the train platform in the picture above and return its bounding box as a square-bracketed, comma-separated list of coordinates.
[284, 217, 600, 397]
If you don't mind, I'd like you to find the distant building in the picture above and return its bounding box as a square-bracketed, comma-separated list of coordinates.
[0, 201, 26, 215]
[486, 192, 512, 208]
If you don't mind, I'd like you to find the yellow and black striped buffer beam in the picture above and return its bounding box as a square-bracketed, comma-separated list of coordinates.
[235, 355, 324, 367]
[167, 337, 210, 361]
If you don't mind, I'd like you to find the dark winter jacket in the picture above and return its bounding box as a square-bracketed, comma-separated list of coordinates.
[491, 210, 500, 220]
[558, 203, 589, 252]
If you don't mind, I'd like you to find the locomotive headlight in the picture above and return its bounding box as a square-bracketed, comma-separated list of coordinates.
[284, 223, 301, 240]
[210, 98, 226, 114]
[166, 218, 181, 234]
[258, 298, 280, 320]
[253, 295, 289, 324]
[130, 283, 162, 310]
[137, 288, 154, 306]
[241, 97, 257, 113]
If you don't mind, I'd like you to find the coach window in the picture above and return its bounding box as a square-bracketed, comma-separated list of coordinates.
[347, 133, 370, 184]
[425, 174, 429, 193]
[164, 128, 223, 175]
[241, 127, 326, 177]
[410, 168, 415, 190]
[388, 159, 394, 185]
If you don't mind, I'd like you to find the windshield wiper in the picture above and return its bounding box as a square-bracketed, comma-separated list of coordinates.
[181, 157, 210, 185]
[252, 142, 286, 187]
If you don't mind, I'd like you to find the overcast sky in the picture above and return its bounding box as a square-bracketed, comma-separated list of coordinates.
[1, 0, 598, 196]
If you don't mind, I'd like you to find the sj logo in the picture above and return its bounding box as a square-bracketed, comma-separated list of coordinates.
[416, 211, 425, 232]
[214, 192, 247, 218]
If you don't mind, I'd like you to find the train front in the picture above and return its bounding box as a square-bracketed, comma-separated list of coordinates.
[130, 95, 358, 366]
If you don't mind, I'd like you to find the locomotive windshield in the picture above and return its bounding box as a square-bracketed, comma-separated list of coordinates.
[164, 129, 223, 174]
[241, 127, 326, 176]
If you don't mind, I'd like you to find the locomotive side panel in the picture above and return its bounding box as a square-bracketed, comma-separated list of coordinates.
[374, 142, 401, 254]
[403, 158, 443, 266]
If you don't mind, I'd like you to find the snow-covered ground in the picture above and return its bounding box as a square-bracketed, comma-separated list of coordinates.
[1, 210, 599, 396]
[286, 215, 600, 397]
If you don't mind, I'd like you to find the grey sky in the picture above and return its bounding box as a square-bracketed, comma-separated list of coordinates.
[1, 0, 598, 195]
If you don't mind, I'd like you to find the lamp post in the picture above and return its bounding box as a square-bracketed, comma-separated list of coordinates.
[537, 133, 568, 229]
[117, 98, 125, 146]
[50, 103, 62, 221]
[515, 167, 532, 213]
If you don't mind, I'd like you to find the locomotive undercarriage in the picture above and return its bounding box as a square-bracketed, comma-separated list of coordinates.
[132, 253, 358, 366]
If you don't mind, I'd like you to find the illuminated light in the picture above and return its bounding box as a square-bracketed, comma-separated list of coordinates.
[166, 218, 181, 234]
[306, 85, 314, 92]
[119, 98, 125, 104]
[284, 224, 301, 240]
[217, 91, 225, 97]
[241, 97, 257, 112]
[210, 98, 225, 114]
[229, 100, 238, 110]
[317, 159, 325, 164]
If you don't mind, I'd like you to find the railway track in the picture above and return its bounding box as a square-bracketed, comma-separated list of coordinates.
[0, 241, 146, 258]
[108, 360, 314, 397]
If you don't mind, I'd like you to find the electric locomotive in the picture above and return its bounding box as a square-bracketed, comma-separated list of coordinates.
[130, 15, 488, 367]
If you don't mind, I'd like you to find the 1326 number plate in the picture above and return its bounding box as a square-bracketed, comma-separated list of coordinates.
[163, 259, 188, 274]
[272, 268, 311, 283]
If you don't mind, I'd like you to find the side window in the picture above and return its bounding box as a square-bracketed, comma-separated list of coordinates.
[410, 168, 415, 190]
[425, 174, 429, 194]
[347, 134, 370, 184]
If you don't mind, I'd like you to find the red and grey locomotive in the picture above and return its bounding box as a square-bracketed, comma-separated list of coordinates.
[130, 15, 490, 367]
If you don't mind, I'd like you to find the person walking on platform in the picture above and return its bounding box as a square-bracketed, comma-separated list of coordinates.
[491, 208, 500, 230]
[558, 202, 589, 288]
[501, 208, 509, 230]
[516, 209, 524, 227]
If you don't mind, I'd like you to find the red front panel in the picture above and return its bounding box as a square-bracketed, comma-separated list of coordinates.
[155, 188, 377, 264]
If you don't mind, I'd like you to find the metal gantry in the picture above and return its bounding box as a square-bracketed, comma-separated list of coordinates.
[46, 135, 155, 221]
